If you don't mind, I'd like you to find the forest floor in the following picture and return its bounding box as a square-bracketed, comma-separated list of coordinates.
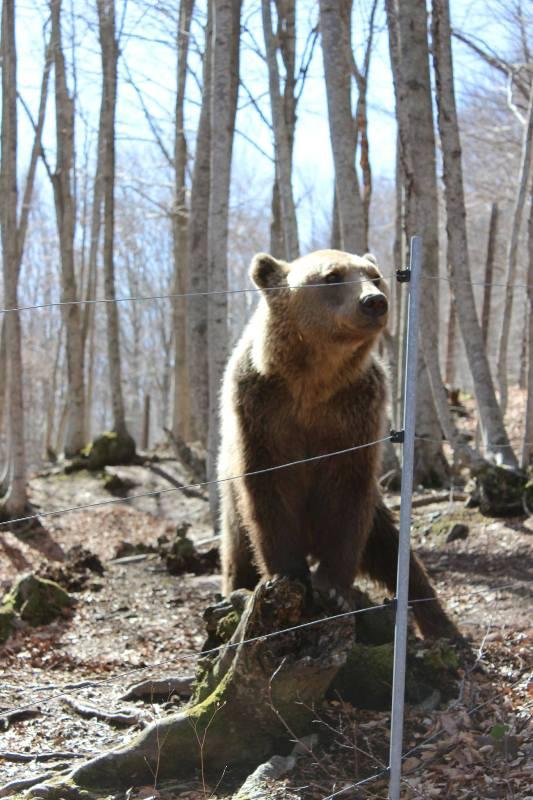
[0, 439, 532, 799]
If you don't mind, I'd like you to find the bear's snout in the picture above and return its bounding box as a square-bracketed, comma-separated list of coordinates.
[359, 293, 388, 318]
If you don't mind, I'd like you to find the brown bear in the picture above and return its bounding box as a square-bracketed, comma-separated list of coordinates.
[218, 249, 457, 639]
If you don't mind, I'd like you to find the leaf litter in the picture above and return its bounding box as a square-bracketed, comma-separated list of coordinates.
[0, 446, 531, 799]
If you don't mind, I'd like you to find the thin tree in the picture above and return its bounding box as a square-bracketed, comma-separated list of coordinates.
[350, 0, 379, 242]
[207, 0, 242, 511]
[96, 0, 135, 452]
[386, 0, 449, 485]
[187, 2, 212, 447]
[81, 113, 104, 441]
[1, 1, 52, 518]
[481, 201, 499, 350]
[431, 0, 517, 468]
[171, 0, 195, 443]
[521, 179, 533, 467]
[262, 0, 299, 260]
[496, 85, 533, 413]
[319, 0, 365, 253]
[50, 0, 86, 457]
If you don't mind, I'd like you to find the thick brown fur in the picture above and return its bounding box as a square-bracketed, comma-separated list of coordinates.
[218, 249, 458, 639]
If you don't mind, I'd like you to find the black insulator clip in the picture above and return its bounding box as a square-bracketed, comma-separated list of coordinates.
[396, 268, 411, 283]
[390, 429, 405, 444]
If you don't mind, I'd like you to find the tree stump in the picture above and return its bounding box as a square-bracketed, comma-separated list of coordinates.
[25, 579, 460, 798]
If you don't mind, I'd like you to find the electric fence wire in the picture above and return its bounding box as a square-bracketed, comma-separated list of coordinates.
[2, 577, 530, 718]
[0, 436, 392, 530]
[2, 270, 532, 317]
[0, 276, 377, 316]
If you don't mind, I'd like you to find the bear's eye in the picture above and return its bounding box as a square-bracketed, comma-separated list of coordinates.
[371, 276, 381, 287]
[324, 270, 343, 284]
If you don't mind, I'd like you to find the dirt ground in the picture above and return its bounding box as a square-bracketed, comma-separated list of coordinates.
[0, 449, 531, 799]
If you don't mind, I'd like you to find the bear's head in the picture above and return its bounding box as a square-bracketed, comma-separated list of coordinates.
[250, 249, 389, 346]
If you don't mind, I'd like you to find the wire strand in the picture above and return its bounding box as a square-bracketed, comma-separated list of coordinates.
[0, 600, 392, 721]
[0, 277, 378, 316]
[421, 273, 533, 290]
[4, 579, 530, 711]
[0, 436, 391, 529]
[3, 272, 531, 316]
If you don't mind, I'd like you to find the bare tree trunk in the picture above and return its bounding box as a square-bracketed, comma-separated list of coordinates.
[445, 294, 456, 386]
[80, 113, 104, 441]
[319, 0, 365, 253]
[97, 0, 133, 447]
[351, 0, 378, 247]
[0, 319, 6, 441]
[262, 0, 299, 260]
[207, 0, 242, 515]
[521, 180, 533, 467]
[481, 201, 499, 350]
[270, 178, 284, 257]
[142, 393, 150, 451]
[44, 325, 64, 458]
[497, 86, 533, 413]
[386, 0, 449, 485]
[330, 183, 341, 249]
[187, 3, 212, 447]
[171, 0, 194, 442]
[50, 0, 86, 457]
[1, 0, 26, 516]
[431, 0, 517, 468]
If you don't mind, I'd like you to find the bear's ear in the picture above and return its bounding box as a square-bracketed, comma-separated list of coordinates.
[250, 253, 289, 290]
[363, 252, 378, 265]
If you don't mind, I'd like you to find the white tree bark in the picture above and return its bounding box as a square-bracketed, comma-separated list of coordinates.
[50, 0, 86, 457]
[386, 0, 449, 485]
[187, 2, 212, 447]
[1, 0, 26, 515]
[171, 0, 194, 442]
[521, 180, 533, 467]
[0, 319, 6, 442]
[431, 0, 517, 468]
[319, 0, 365, 254]
[97, 0, 132, 443]
[207, 0, 241, 514]
[497, 85, 533, 413]
[262, 0, 299, 260]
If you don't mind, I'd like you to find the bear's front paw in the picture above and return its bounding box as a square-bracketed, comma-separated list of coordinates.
[311, 575, 352, 614]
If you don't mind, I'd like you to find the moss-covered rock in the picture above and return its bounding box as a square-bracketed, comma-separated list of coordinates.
[331, 637, 459, 709]
[474, 463, 528, 517]
[66, 431, 136, 473]
[4, 573, 75, 626]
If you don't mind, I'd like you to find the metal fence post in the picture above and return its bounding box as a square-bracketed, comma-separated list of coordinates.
[388, 235, 422, 800]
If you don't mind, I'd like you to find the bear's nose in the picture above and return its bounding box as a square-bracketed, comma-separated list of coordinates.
[359, 293, 388, 318]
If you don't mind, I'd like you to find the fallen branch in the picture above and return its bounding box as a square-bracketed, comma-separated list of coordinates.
[120, 675, 195, 702]
[61, 696, 143, 727]
[389, 491, 467, 511]
[0, 751, 88, 763]
[0, 707, 41, 730]
[0, 773, 58, 797]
